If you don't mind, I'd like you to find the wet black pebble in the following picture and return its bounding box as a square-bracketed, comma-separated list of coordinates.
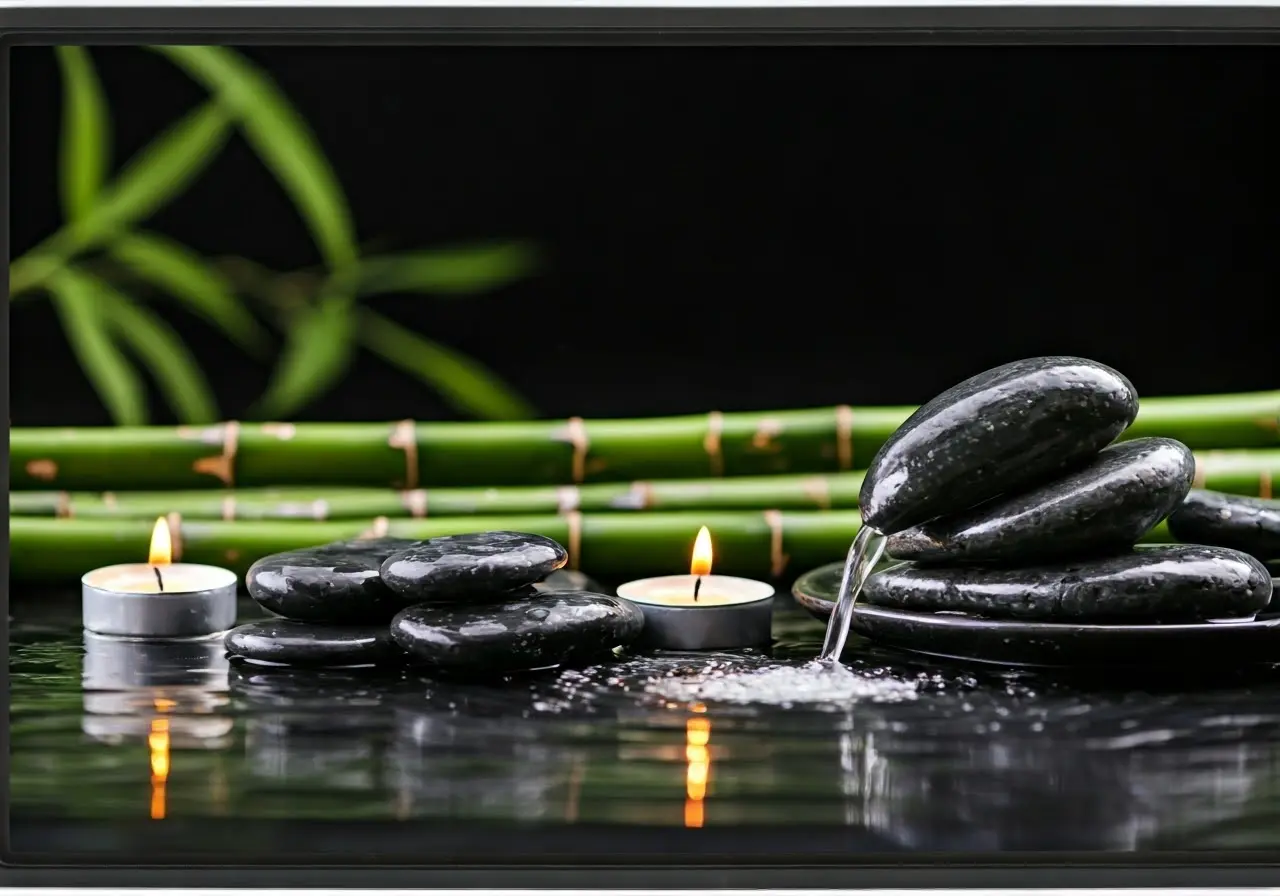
[1167, 490, 1280, 564]
[381, 531, 568, 603]
[245, 538, 416, 623]
[224, 619, 403, 668]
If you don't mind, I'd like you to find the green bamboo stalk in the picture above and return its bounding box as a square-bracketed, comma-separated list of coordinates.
[11, 390, 1277, 491]
[9, 511, 862, 584]
[11, 447, 1277, 520]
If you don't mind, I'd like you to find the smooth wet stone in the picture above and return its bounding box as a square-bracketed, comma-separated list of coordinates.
[389, 591, 644, 674]
[886, 438, 1194, 565]
[380, 531, 568, 603]
[862, 546, 1273, 622]
[1167, 490, 1280, 563]
[246, 538, 416, 623]
[224, 620, 402, 668]
[860, 356, 1138, 534]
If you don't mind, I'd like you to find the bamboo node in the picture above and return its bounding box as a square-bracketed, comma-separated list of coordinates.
[835, 405, 855, 471]
[102, 491, 118, 510]
[191, 421, 240, 487]
[55, 491, 72, 519]
[24, 459, 58, 482]
[704, 411, 725, 477]
[561, 417, 590, 484]
[1262, 470, 1274, 500]
[609, 481, 654, 511]
[556, 486, 581, 514]
[221, 496, 237, 522]
[1191, 454, 1207, 489]
[312, 499, 330, 521]
[225, 549, 241, 563]
[360, 516, 391, 539]
[565, 510, 583, 571]
[166, 513, 184, 562]
[750, 417, 785, 453]
[802, 476, 832, 510]
[403, 489, 428, 519]
[763, 509, 790, 578]
[388, 420, 420, 490]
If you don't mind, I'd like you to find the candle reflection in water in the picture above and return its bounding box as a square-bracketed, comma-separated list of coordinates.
[684, 703, 710, 828]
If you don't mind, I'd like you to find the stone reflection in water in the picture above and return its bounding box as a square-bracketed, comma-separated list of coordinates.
[388, 706, 591, 822]
[833, 693, 1280, 851]
[79, 631, 234, 819]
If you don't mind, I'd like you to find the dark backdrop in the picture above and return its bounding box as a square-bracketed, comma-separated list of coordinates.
[10, 45, 1279, 426]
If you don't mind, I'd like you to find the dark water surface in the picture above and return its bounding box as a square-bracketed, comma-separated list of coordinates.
[10, 585, 1280, 860]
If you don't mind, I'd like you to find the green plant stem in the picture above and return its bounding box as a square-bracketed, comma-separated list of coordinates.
[11, 449, 1278, 520]
[9, 510, 863, 583]
[10, 391, 1279, 491]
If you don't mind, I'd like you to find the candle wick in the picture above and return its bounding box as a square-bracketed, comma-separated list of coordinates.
[153, 566, 165, 592]
[693, 576, 702, 602]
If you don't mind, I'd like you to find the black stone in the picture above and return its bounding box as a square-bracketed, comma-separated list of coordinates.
[380, 531, 568, 603]
[1167, 489, 1280, 564]
[860, 356, 1139, 534]
[791, 560, 1280, 668]
[224, 620, 402, 668]
[886, 438, 1195, 565]
[246, 538, 415, 623]
[862, 546, 1273, 623]
[389, 591, 645, 674]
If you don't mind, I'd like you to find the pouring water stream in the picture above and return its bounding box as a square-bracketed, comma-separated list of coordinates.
[817, 526, 887, 664]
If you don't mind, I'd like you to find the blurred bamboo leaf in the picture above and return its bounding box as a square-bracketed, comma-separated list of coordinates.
[252, 297, 355, 419]
[45, 269, 148, 426]
[355, 241, 540, 297]
[54, 46, 110, 222]
[109, 231, 273, 357]
[153, 45, 358, 272]
[67, 101, 234, 253]
[95, 280, 220, 424]
[358, 308, 535, 421]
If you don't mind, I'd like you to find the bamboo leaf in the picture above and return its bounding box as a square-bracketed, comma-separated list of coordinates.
[358, 308, 535, 421]
[54, 46, 111, 222]
[152, 45, 358, 272]
[66, 100, 233, 251]
[45, 269, 148, 425]
[89, 278, 220, 424]
[356, 242, 539, 297]
[252, 297, 355, 419]
[108, 231, 272, 357]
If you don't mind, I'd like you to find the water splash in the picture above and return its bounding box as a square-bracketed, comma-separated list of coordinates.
[645, 659, 918, 708]
[818, 526, 887, 664]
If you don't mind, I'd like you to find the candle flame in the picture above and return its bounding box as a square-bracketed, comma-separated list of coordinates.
[690, 526, 713, 577]
[148, 516, 173, 566]
[684, 710, 711, 827]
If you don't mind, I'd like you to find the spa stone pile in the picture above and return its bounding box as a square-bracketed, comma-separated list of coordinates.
[224, 532, 644, 675]
[856, 356, 1275, 628]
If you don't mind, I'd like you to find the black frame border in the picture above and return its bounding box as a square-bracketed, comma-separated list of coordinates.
[5, 2, 1280, 888]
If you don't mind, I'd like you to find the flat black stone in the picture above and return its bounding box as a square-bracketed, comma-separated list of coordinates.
[389, 591, 644, 675]
[886, 438, 1195, 565]
[1167, 489, 1280, 563]
[791, 561, 1280, 668]
[224, 620, 402, 668]
[862, 546, 1273, 623]
[246, 538, 416, 623]
[380, 531, 568, 603]
[860, 356, 1138, 534]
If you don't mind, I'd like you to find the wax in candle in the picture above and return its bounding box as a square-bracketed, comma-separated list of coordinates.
[84, 563, 236, 595]
[617, 574, 773, 607]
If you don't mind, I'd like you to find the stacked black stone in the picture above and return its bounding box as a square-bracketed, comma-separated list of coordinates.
[225, 531, 644, 674]
[858, 357, 1274, 629]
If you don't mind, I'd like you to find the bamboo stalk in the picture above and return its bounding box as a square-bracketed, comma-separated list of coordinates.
[9, 511, 862, 584]
[12, 447, 1278, 520]
[11, 390, 1277, 491]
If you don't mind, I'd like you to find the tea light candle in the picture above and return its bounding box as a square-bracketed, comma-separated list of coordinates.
[616, 526, 775, 650]
[82, 517, 238, 638]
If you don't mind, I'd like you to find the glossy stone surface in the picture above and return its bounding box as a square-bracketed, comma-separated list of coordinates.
[1167, 490, 1280, 563]
[224, 620, 402, 668]
[862, 546, 1273, 622]
[860, 356, 1139, 534]
[246, 538, 416, 623]
[792, 560, 1280, 667]
[390, 591, 645, 675]
[381, 531, 568, 603]
[886, 438, 1195, 565]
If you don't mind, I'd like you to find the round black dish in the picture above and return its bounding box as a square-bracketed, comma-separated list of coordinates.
[792, 562, 1280, 668]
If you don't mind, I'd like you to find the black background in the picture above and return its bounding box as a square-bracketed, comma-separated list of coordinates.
[10, 45, 1279, 426]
